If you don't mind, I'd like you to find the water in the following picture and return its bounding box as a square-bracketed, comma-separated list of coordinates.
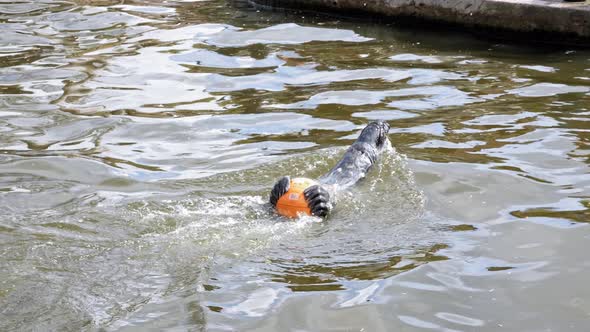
[1, 0, 590, 330]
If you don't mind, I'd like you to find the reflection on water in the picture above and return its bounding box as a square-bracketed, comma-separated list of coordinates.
[1, 0, 590, 330]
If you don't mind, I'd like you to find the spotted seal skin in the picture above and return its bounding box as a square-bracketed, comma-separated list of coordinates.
[270, 121, 390, 218]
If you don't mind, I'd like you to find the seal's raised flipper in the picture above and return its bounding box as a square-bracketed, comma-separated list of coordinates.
[270, 176, 290, 207]
[304, 185, 331, 217]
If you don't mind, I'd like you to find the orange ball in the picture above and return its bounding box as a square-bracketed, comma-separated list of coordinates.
[275, 177, 317, 218]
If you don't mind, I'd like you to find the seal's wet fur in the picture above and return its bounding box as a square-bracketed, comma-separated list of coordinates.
[320, 121, 390, 188]
[270, 121, 390, 218]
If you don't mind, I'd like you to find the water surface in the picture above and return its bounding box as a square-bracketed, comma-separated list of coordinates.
[1, 0, 590, 331]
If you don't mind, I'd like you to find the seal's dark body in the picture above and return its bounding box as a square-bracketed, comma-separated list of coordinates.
[270, 121, 390, 218]
[320, 121, 390, 188]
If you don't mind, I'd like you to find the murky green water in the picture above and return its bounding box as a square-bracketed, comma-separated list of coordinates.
[1, 0, 590, 330]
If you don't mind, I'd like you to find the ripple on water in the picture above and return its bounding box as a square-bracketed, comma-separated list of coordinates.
[389, 53, 443, 64]
[3, 0, 590, 330]
[519, 65, 558, 73]
[273, 85, 481, 110]
[508, 82, 590, 97]
[42, 9, 154, 32]
[352, 109, 418, 121]
[194, 23, 373, 47]
[171, 49, 285, 68]
[98, 113, 355, 178]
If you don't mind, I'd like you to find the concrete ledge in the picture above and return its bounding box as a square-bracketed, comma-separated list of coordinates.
[252, 0, 590, 45]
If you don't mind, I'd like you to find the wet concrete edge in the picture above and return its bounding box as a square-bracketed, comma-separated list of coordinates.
[250, 0, 590, 46]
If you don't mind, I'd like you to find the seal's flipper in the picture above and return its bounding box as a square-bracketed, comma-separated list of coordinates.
[304, 185, 331, 217]
[270, 176, 290, 207]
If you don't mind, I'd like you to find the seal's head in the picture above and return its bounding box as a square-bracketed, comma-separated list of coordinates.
[357, 120, 390, 149]
[270, 176, 331, 218]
